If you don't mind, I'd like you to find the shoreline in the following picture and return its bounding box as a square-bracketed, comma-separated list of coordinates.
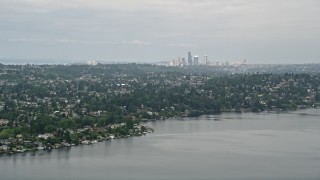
[143, 106, 319, 121]
[0, 124, 154, 156]
[0, 132, 153, 156]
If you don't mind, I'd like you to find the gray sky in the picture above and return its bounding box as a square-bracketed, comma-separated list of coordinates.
[0, 0, 320, 64]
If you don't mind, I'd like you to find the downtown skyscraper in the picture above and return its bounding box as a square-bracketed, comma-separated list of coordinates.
[194, 56, 199, 66]
[188, 51, 192, 66]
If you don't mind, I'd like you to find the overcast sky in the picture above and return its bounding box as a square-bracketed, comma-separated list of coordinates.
[1, 0, 320, 64]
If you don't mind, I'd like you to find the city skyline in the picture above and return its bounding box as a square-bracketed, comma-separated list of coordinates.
[166, 51, 246, 67]
[1, 0, 320, 64]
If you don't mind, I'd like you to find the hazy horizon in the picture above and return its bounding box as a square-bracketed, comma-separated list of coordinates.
[1, 58, 319, 65]
[1, 0, 319, 64]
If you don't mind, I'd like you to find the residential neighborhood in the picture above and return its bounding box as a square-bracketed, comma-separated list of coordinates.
[0, 63, 319, 154]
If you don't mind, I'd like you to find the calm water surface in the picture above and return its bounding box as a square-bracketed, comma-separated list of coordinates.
[1, 109, 320, 180]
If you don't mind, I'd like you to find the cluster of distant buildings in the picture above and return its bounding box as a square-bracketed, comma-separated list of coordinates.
[85, 51, 247, 67]
[87, 60, 98, 66]
[165, 51, 246, 67]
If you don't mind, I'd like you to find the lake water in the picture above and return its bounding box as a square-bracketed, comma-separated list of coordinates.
[1, 109, 320, 180]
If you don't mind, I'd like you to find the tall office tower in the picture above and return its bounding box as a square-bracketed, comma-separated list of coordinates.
[182, 58, 186, 66]
[176, 57, 182, 66]
[188, 51, 192, 66]
[203, 55, 208, 65]
[194, 56, 199, 66]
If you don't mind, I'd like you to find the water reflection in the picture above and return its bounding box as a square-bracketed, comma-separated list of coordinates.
[56, 147, 71, 160]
